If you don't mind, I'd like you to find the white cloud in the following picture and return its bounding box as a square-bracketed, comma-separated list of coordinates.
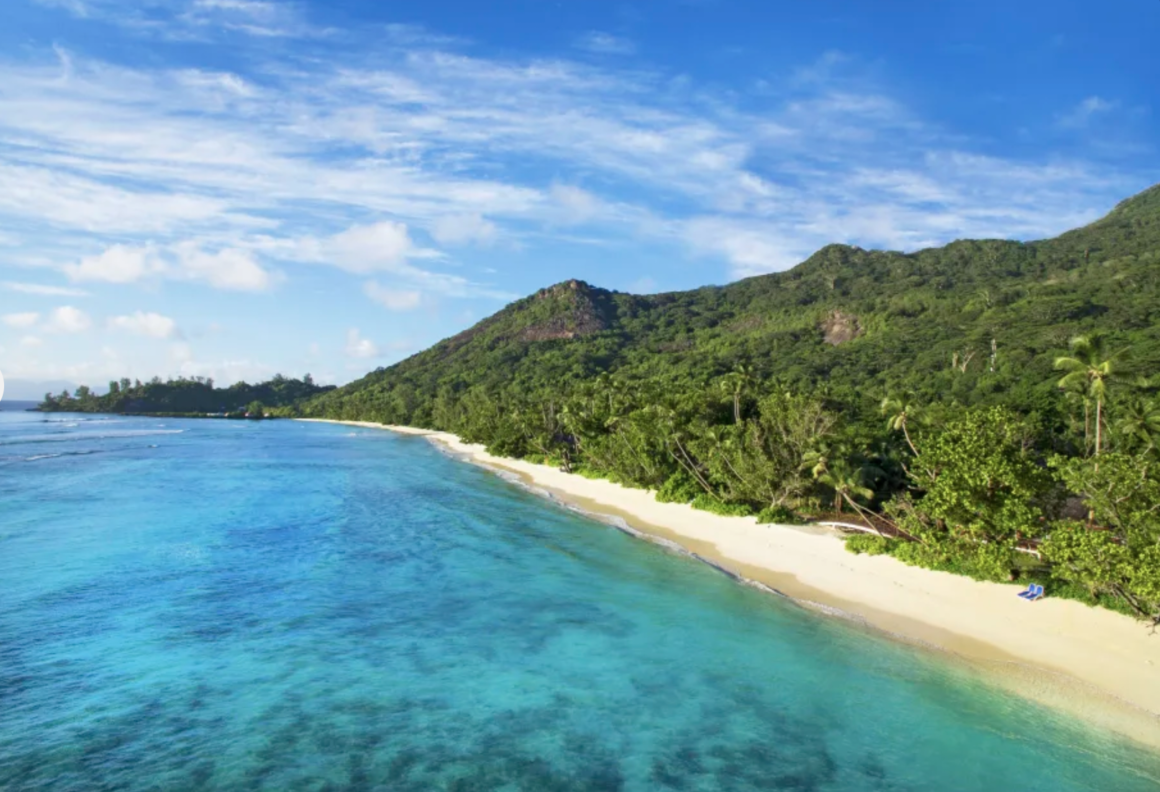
[682, 217, 807, 278]
[0, 163, 233, 236]
[575, 32, 635, 56]
[182, 0, 324, 38]
[0, 27, 1146, 319]
[430, 214, 497, 247]
[1058, 96, 1116, 128]
[20, 335, 44, 347]
[171, 243, 274, 291]
[152, 340, 278, 384]
[625, 276, 658, 294]
[266, 222, 510, 300]
[64, 242, 274, 291]
[108, 311, 179, 339]
[550, 184, 600, 225]
[363, 281, 422, 311]
[345, 328, 379, 359]
[38, 0, 323, 39]
[45, 306, 92, 333]
[3, 281, 90, 297]
[32, 0, 90, 16]
[3, 312, 40, 329]
[66, 244, 164, 284]
[315, 221, 420, 273]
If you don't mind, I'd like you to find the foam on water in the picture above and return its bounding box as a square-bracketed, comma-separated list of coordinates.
[1, 410, 1158, 791]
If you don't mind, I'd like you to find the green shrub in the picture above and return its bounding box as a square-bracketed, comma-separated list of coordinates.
[690, 494, 754, 517]
[756, 504, 808, 525]
[655, 471, 702, 504]
[891, 539, 1015, 582]
[844, 534, 893, 555]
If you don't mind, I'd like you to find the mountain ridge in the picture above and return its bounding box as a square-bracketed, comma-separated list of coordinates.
[306, 182, 1160, 425]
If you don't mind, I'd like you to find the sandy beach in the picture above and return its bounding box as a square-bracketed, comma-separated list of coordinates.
[299, 418, 1160, 748]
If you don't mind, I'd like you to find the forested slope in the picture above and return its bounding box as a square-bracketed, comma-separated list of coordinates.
[306, 184, 1160, 428]
[300, 183, 1160, 625]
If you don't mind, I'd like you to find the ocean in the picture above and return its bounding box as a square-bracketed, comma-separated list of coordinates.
[1, 411, 1158, 791]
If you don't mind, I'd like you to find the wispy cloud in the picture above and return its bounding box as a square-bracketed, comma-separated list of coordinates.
[0, 31, 1148, 294]
[430, 214, 498, 247]
[64, 243, 275, 291]
[575, 31, 636, 56]
[36, 0, 327, 39]
[3, 312, 41, 329]
[344, 327, 379, 358]
[1057, 96, 1117, 128]
[108, 310, 179, 339]
[44, 305, 92, 333]
[363, 281, 422, 311]
[3, 281, 90, 297]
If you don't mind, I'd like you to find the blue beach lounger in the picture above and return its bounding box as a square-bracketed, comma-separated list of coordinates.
[1018, 584, 1044, 601]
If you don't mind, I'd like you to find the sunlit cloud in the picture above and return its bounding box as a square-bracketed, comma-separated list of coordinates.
[3, 281, 90, 297]
[3, 312, 41, 329]
[44, 305, 92, 333]
[344, 327, 379, 359]
[575, 32, 636, 56]
[108, 310, 180, 339]
[0, 41, 1140, 290]
[363, 281, 422, 311]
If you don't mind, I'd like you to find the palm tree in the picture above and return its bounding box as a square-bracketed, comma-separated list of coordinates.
[817, 458, 875, 515]
[1116, 396, 1160, 454]
[1054, 335, 1127, 456]
[1061, 388, 1094, 455]
[881, 394, 921, 457]
[719, 363, 754, 425]
[800, 443, 834, 480]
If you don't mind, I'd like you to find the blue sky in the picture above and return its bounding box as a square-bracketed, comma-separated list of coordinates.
[1, 0, 1157, 398]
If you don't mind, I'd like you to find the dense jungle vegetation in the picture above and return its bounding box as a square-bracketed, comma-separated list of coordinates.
[46, 184, 1160, 623]
[40, 374, 332, 417]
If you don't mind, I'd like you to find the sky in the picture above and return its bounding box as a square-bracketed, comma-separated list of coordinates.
[0, 0, 1158, 399]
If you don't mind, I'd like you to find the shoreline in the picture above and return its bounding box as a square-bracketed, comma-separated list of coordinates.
[299, 418, 1160, 750]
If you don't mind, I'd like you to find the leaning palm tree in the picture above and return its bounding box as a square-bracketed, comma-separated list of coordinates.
[1054, 335, 1128, 456]
[881, 394, 921, 457]
[817, 458, 876, 515]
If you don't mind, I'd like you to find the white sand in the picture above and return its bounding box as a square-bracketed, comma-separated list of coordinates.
[299, 418, 1160, 747]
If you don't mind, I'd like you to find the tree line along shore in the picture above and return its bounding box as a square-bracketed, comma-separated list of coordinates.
[43, 337, 1160, 628]
[39, 374, 332, 419]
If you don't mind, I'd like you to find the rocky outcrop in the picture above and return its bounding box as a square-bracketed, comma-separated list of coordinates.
[521, 280, 610, 341]
[819, 310, 862, 346]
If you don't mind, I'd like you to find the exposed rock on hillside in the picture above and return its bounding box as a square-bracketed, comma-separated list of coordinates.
[820, 310, 862, 345]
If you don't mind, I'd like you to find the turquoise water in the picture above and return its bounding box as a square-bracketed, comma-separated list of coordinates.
[2, 412, 1158, 791]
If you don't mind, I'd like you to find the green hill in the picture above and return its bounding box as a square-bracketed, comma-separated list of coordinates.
[39, 185, 1160, 621]
[305, 183, 1160, 427]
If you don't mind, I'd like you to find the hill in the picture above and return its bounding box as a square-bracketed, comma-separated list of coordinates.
[305, 183, 1160, 427]
[299, 184, 1160, 624]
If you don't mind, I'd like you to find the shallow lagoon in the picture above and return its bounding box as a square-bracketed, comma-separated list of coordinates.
[2, 412, 1158, 791]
